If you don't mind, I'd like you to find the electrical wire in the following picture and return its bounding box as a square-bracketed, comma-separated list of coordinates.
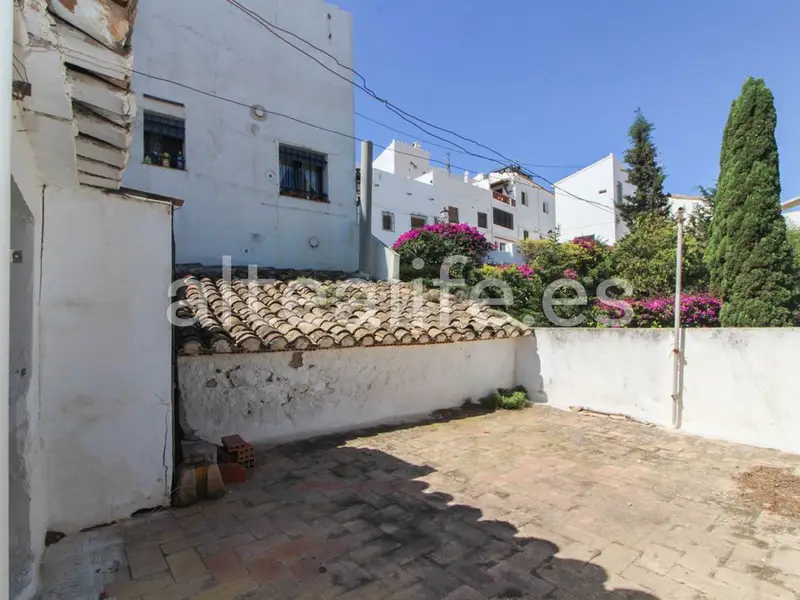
[55, 42, 610, 212]
[219, 0, 611, 211]
[356, 111, 584, 171]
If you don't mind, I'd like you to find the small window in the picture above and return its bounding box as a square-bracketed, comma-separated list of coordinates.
[144, 112, 185, 170]
[477, 212, 488, 228]
[616, 181, 624, 204]
[498, 242, 508, 252]
[448, 206, 459, 223]
[542, 202, 549, 214]
[279, 144, 328, 202]
[410, 215, 426, 229]
[521, 191, 528, 206]
[493, 207, 514, 230]
[523, 230, 529, 240]
[382, 212, 394, 232]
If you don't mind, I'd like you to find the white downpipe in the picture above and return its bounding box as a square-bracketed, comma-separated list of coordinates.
[671, 207, 685, 429]
[2, 0, 15, 595]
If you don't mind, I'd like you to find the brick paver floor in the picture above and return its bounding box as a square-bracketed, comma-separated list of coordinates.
[38, 406, 800, 599]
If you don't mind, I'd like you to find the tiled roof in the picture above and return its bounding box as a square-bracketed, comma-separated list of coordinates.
[175, 270, 532, 355]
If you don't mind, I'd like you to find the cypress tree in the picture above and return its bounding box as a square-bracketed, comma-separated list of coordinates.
[706, 77, 798, 326]
[617, 109, 670, 228]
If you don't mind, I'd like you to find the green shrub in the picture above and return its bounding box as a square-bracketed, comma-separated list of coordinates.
[480, 386, 530, 410]
[469, 264, 543, 323]
[612, 214, 708, 297]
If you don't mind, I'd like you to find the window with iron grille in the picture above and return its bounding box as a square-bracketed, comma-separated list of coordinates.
[144, 112, 185, 170]
[477, 212, 488, 228]
[493, 207, 514, 229]
[410, 215, 427, 229]
[279, 145, 328, 202]
[382, 212, 395, 231]
[448, 206, 459, 223]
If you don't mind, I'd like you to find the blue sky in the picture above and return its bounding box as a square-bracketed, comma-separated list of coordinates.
[334, 0, 799, 199]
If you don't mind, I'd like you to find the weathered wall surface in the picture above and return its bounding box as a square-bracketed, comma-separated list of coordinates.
[10, 109, 47, 600]
[124, 0, 358, 271]
[179, 340, 516, 445]
[39, 187, 173, 532]
[517, 329, 675, 426]
[517, 328, 800, 454]
[680, 328, 800, 454]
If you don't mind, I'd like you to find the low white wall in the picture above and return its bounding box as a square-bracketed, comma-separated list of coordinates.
[680, 329, 800, 454]
[179, 340, 516, 445]
[40, 187, 173, 532]
[516, 328, 800, 454]
[517, 329, 675, 426]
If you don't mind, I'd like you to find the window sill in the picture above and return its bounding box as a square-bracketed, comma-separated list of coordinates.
[279, 190, 330, 204]
[143, 162, 187, 172]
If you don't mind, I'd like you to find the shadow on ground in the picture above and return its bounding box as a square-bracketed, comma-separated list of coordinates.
[225, 432, 662, 599]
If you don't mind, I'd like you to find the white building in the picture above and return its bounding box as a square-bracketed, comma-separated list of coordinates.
[783, 197, 800, 228]
[10, 2, 174, 598]
[371, 141, 556, 256]
[124, 0, 359, 271]
[554, 153, 633, 244]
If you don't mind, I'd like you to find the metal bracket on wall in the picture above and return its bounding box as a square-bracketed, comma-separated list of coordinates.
[11, 250, 23, 264]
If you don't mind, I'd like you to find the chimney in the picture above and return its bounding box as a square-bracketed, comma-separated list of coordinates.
[464, 170, 469, 183]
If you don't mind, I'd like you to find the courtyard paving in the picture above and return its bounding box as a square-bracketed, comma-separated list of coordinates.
[39, 406, 800, 599]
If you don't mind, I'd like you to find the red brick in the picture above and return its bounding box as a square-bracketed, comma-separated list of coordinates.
[204, 552, 250, 583]
[219, 463, 248, 484]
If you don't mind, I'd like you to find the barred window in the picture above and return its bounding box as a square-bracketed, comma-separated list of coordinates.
[279, 145, 328, 202]
[144, 112, 185, 170]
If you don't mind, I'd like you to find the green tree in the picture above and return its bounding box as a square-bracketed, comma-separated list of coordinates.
[706, 77, 798, 326]
[787, 223, 800, 269]
[617, 109, 670, 228]
[612, 214, 708, 297]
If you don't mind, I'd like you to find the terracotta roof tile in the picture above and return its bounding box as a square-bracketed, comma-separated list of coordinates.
[175, 270, 532, 355]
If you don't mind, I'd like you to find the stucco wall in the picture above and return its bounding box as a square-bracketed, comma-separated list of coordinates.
[124, 0, 358, 271]
[554, 154, 633, 243]
[179, 340, 516, 445]
[517, 329, 675, 426]
[516, 328, 800, 454]
[680, 329, 800, 454]
[10, 111, 46, 600]
[39, 187, 173, 532]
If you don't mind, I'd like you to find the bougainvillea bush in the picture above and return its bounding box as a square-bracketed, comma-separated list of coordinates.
[393, 223, 494, 281]
[592, 295, 722, 328]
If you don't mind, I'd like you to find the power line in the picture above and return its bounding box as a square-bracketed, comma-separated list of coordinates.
[56, 42, 610, 213]
[356, 112, 584, 171]
[219, 0, 610, 211]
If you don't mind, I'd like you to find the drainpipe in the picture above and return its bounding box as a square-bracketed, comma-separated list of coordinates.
[358, 141, 374, 275]
[671, 207, 685, 429]
[2, 0, 14, 592]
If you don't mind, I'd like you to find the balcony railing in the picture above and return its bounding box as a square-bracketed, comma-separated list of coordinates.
[493, 191, 516, 207]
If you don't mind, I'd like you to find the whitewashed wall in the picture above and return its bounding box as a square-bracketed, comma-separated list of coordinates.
[125, 0, 358, 271]
[554, 154, 633, 243]
[40, 187, 173, 532]
[680, 329, 800, 453]
[10, 108, 47, 600]
[516, 328, 800, 454]
[179, 340, 516, 445]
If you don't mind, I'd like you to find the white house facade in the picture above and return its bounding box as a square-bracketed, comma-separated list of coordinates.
[10, 2, 174, 598]
[554, 153, 633, 244]
[124, 0, 359, 271]
[371, 141, 556, 257]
